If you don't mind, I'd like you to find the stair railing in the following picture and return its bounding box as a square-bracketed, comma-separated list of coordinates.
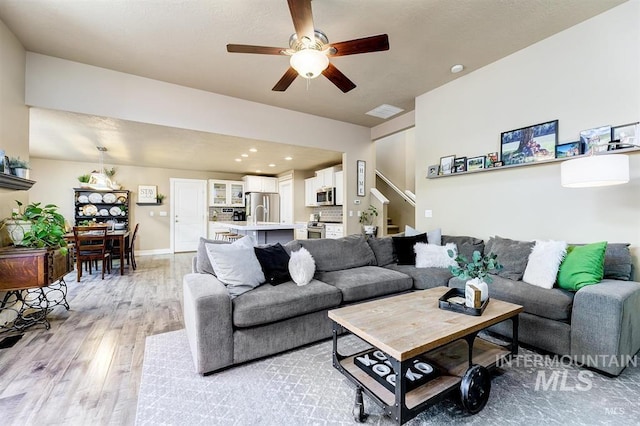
[375, 170, 416, 207]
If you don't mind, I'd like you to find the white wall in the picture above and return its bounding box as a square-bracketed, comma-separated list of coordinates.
[415, 1, 640, 268]
[376, 127, 415, 193]
[0, 19, 28, 231]
[24, 54, 374, 234]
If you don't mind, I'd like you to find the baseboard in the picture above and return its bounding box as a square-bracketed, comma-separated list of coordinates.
[136, 248, 173, 256]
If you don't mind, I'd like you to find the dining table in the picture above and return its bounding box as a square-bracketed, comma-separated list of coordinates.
[65, 229, 131, 276]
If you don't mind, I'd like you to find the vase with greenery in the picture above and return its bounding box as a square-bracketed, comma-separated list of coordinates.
[156, 193, 166, 204]
[448, 249, 502, 302]
[359, 205, 379, 236]
[3, 200, 68, 254]
[8, 156, 30, 179]
[78, 174, 91, 188]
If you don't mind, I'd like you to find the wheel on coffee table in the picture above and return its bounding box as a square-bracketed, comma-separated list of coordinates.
[352, 386, 368, 422]
[460, 364, 491, 414]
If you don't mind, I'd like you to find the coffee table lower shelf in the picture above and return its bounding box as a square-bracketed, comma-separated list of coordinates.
[339, 338, 509, 410]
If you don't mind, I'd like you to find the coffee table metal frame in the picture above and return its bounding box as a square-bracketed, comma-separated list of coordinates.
[330, 289, 522, 425]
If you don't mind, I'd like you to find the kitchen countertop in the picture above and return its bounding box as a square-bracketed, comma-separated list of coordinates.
[216, 221, 306, 231]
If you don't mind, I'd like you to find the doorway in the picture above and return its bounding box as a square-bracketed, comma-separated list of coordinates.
[170, 178, 207, 252]
[278, 176, 293, 224]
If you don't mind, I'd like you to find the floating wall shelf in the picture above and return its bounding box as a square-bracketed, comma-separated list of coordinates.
[0, 174, 36, 190]
[136, 202, 162, 206]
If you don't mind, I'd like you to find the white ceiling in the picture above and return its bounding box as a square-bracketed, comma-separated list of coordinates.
[0, 0, 627, 173]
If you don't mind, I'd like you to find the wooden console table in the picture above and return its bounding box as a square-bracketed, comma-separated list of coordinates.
[0, 246, 72, 333]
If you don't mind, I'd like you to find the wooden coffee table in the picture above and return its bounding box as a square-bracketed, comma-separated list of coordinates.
[328, 286, 523, 424]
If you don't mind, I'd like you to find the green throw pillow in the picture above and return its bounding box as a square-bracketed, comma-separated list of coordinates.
[557, 241, 607, 291]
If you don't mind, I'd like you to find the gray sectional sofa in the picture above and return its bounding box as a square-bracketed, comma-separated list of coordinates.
[183, 233, 640, 376]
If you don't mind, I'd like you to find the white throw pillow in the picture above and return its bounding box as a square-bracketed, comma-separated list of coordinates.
[205, 237, 265, 298]
[523, 240, 568, 289]
[288, 247, 316, 286]
[405, 225, 442, 246]
[414, 242, 458, 268]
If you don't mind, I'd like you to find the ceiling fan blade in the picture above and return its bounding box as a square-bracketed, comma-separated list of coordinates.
[322, 63, 356, 93]
[227, 44, 288, 55]
[328, 34, 389, 57]
[272, 67, 299, 91]
[287, 0, 315, 42]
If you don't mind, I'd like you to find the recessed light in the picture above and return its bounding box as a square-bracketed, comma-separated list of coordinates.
[255, 169, 262, 173]
[241, 154, 248, 158]
[235, 158, 242, 162]
[284, 156, 292, 161]
[450, 64, 464, 73]
[268, 163, 276, 167]
[249, 148, 257, 152]
[365, 104, 404, 119]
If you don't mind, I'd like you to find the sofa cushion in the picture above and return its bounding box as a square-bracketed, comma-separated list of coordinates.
[570, 242, 632, 281]
[232, 279, 342, 328]
[254, 243, 291, 285]
[316, 266, 413, 303]
[441, 235, 484, 262]
[557, 242, 607, 291]
[367, 236, 396, 266]
[205, 240, 264, 298]
[392, 233, 428, 265]
[298, 235, 376, 272]
[414, 242, 457, 268]
[485, 236, 534, 281]
[449, 275, 574, 321]
[522, 240, 567, 289]
[385, 263, 453, 290]
[196, 237, 229, 275]
[405, 225, 442, 246]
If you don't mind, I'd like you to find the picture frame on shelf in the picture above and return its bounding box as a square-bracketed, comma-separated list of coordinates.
[580, 125, 611, 153]
[138, 185, 158, 203]
[500, 120, 558, 166]
[486, 152, 499, 168]
[466, 156, 486, 171]
[453, 157, 466, 173]
[555, 141, 582, 158]
[439, 155, 455, 175]
[493, 161, 504, 167]
[357, 160, 366, 196]
[427, 164, 439, 178]
[610, 122, 639, 150]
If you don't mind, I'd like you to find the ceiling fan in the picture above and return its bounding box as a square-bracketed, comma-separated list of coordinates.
[226, 0, 389, 93]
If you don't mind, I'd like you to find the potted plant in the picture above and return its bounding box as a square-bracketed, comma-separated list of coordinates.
[2, 200, 68, 254]
[156, 193, 166, 204]
[8, 156, 30, 179]
[359, 205, 379, 237]
[78, 174, 91, 188]
[447, 249, 502, 303]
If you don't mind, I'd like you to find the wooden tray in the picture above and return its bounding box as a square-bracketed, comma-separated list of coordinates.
[438, 287, 489, 316]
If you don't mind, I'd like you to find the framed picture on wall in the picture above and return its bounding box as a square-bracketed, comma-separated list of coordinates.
[500, 120, 558, 165]
[357, 160, 366, 197]
[610, 122, 639, 150]
[439, 155, 455, 175]
[580, 125, 611, 153]
[555, 141, 581, 158]
[427, 164, 439, 178]
[453, 157, 467, 173]
[138, 185, 158, 203]
[466, 156, 486, 171]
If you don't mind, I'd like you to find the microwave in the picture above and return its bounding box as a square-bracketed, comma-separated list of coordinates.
[316, 187, 335, 206]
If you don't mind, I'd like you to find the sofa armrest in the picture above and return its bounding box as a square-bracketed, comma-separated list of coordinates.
[183, 273, 234, 374]
[571, 279, 640, 376]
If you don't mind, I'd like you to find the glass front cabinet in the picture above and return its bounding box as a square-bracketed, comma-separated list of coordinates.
[209, 180, 244, 207]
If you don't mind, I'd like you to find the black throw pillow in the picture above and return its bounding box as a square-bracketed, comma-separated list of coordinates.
[392, 233, 428, 265]
[254, 243, 292, 285]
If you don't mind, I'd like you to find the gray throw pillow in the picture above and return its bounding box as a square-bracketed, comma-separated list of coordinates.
[205, 241, 265, 298]
[367, 236, 396, 266]
[485, 236, 534, 281]
[196, 237, 230, 275]
[441, 235, 484, 262]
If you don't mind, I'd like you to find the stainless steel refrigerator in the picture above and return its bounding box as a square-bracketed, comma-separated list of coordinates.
[245, 192, 280, 223]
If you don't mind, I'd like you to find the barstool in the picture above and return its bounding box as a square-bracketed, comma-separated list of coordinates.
[214, 231, 232, 240]
[225, 234, 244, 242]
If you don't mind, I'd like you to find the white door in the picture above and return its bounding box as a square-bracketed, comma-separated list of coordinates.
[171, 178, 207, 252]
[278, 178, 293, 224]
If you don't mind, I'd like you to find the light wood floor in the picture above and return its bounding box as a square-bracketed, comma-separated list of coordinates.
[0, 252, 193, 425]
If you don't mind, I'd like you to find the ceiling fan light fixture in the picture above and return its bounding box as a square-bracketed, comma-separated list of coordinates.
[290, 48, 329, 79]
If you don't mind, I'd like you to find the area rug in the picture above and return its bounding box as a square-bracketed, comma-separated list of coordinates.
[136, 329, 640, 425]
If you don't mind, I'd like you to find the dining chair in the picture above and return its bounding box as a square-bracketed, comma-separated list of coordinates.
[110, 223, 139, 270]
[73, 225, 111, 281]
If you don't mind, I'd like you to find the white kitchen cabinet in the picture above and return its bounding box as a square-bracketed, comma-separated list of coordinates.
[209, 180, 244, 207]
[325, 224, 344, 239]
[315, 166, 342, 188]
[295, 225, 308, 240]
[305, 177, 318, 207]
[334, 170, 344, 205]
[243, 175, 278, 193]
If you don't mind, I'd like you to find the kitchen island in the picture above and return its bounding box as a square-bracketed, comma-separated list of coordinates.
[217, 221, 305, 244]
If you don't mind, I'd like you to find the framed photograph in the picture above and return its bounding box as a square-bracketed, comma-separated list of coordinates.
[453, 157, 467, 173]
[486, 152, 499, 168]
[580, 125, 611, 153]
[2, 155, 9, 175]
[555, 141, 581, 158]
[357, 160, 366, 196]
[138, 185, 158, 203]
[466, 156, 486, 171]
[610, 122, 639, 150]
[427, 164, 439, 178]
[493, 161, 504, 167]
[439, 155, 455, 175]
[501, 120, 558, 166]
